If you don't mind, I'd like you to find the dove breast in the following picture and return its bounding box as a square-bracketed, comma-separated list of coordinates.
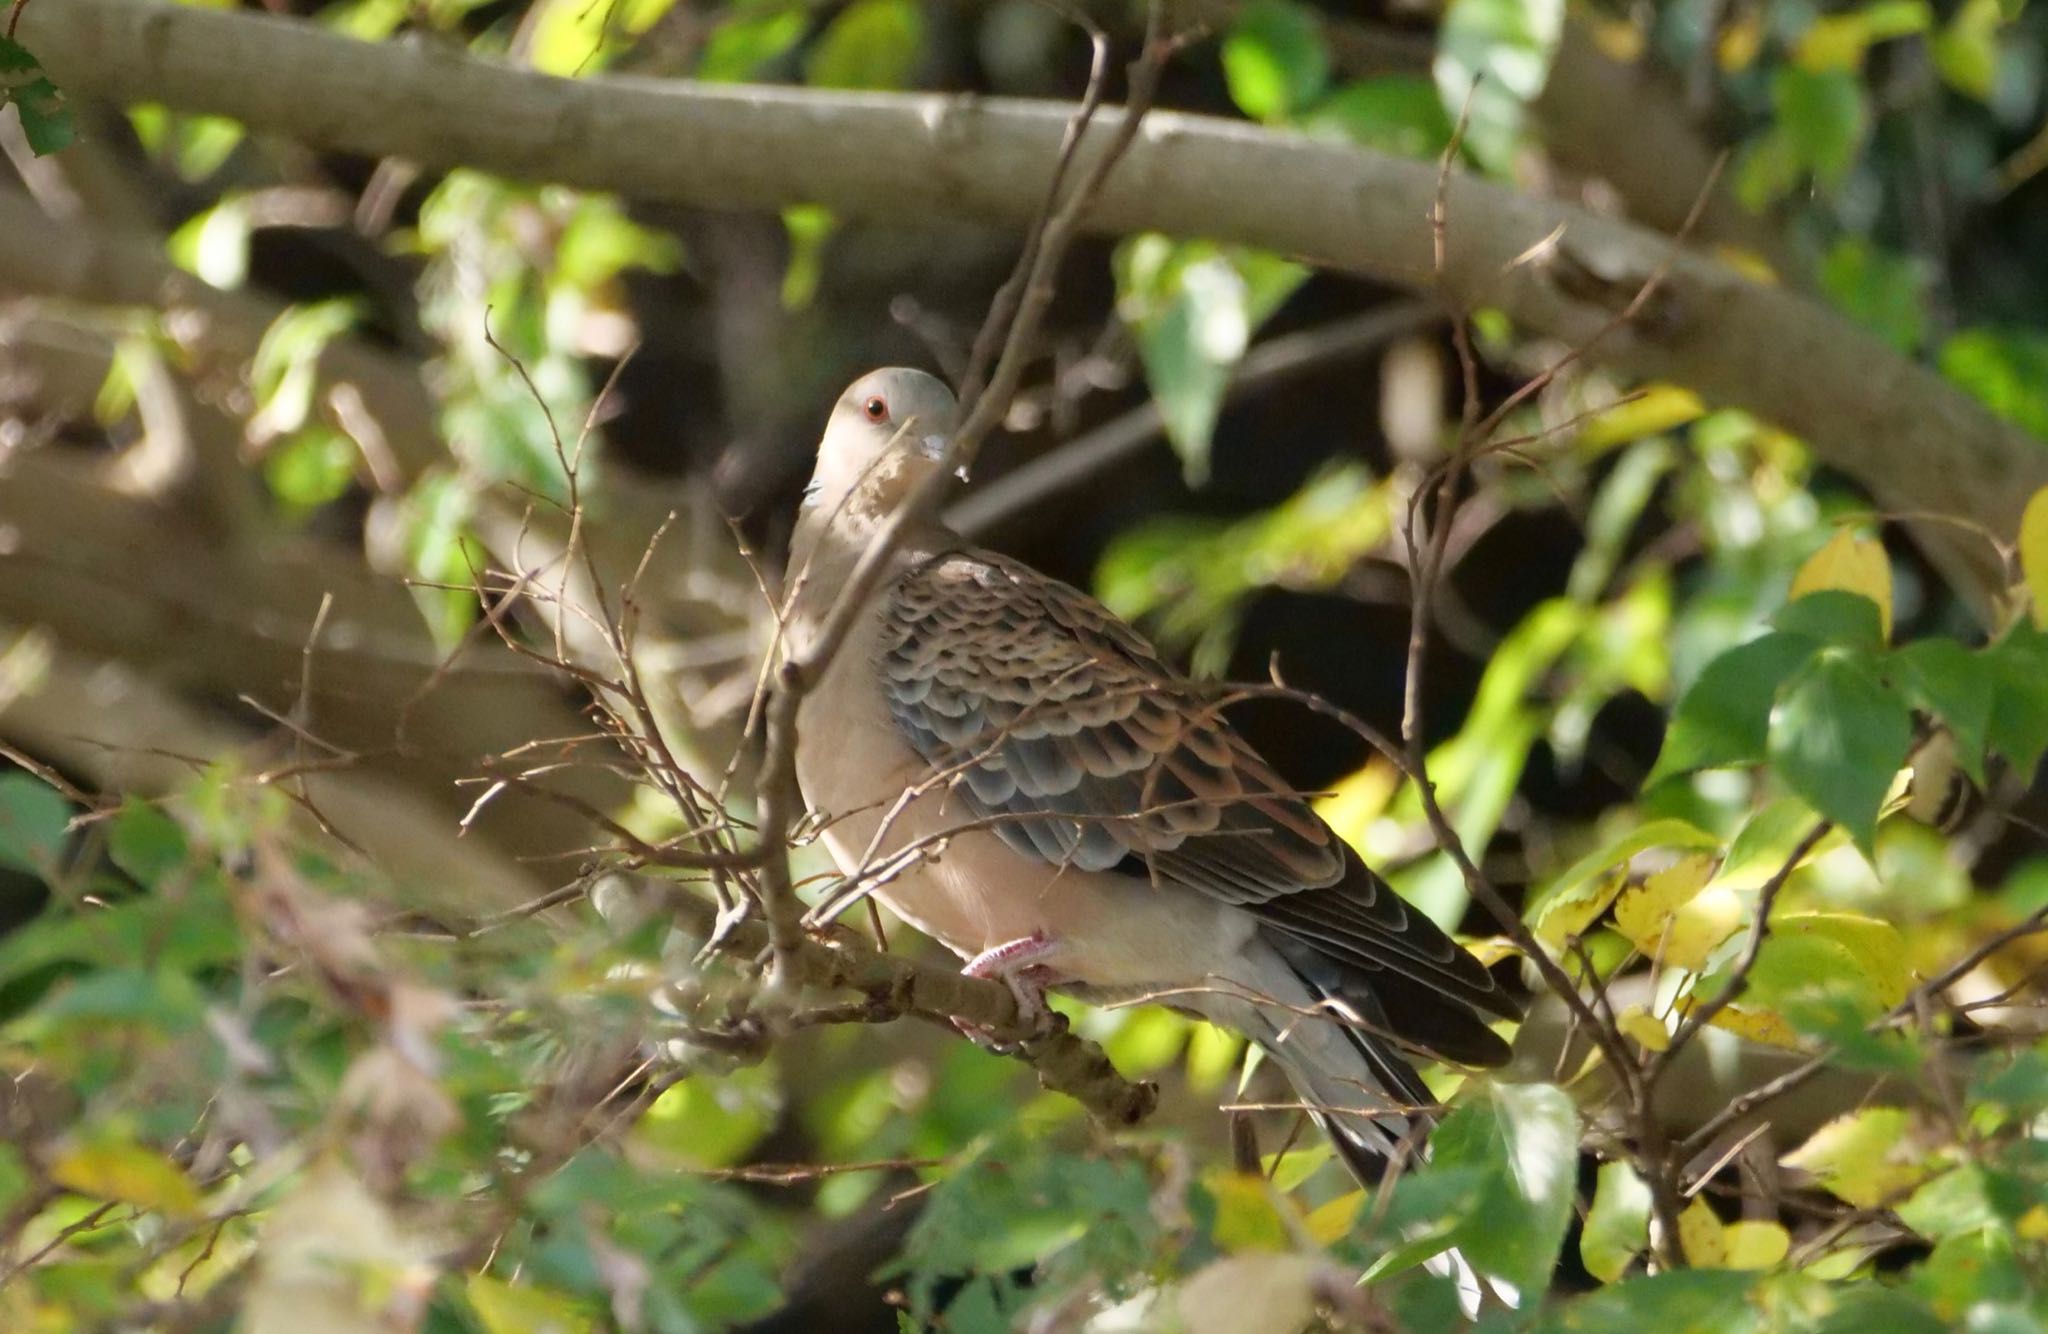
[793, 569, 1260, 1001]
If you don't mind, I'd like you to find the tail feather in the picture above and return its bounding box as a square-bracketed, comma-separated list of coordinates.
[1259, 950, 1520, 1317]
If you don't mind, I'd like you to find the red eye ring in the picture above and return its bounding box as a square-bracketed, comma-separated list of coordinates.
[862, 396, 889, 423]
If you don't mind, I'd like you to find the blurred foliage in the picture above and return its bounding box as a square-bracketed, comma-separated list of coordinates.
[5, 0, 2048, 1329]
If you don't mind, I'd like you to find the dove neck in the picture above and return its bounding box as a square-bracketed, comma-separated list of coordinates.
[786, 501, 953, 646]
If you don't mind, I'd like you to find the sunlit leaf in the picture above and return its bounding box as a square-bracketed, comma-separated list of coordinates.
[467, 1273, 596, 1334]
[699, 4, 807, 82]
[1931, 0, 2009, 100]
[1938, 328, 2048, 439]
[2019, 487, 2048, 629]
[1430, 1081, 1577, 1296]
[806, 0, 922, 91]
[1615, 857, 1740, 970]
[1434, 0, 1565, 173]
[1113, 236, 1306, 484]
[1785, 1107, 1930, 1208]
[1580, 1161, 1651, 1283]
[1577, 385, 1706, 454]
[1221, 0, 1328, 122]
[1300, 76, 1453, 158]
[1205, 1171, 1290, 1252]
[1617, 1006, 1669, 1052]
[1677, 1198, 1789, 1270]
[1527, 818, 1720, 944]
[49, 1138, 204, 1217]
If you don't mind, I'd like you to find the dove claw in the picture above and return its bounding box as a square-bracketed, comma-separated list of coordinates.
[954, 932, 1064, 1049]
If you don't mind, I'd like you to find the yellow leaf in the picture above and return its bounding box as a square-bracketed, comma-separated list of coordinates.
[1704, 1004, 1802, 1048]
[1464, 936, 1524, 968]
[1578, 384, 1706, 453]
[1790, 530, 1893, 642]
[1613, 856, 1711, 943]
[1717, 12, 1764, 70]
[1713, 246, 1780, 285]
[1186, 1021, 1246, 1094]
[49, 1140, 203, 1218]
[2017, 1204, 2048, 1242]
[1720, 1221, 1791, 1270]
[1677, 1198, 1726, 1266]
[1796, 16, 1874, 70]
[1304, 1189, 1366, 1246]
[1615, 858, 1740, 969]
[1313, 758, 1398, 853]
[467, 1274, 595, 1334]
[1589, 18, 1645, 61]
[1536, 871, 1628, 948]
[1617, 1005, 1669, 1052]
[1777, 913, 1912, 1007]
[1784, 1108, 1930, 1208]
[1205, 1171, 1291, 1253]
[1678, 1199, 1789, 1270]
[2020, 486, 2048, 629]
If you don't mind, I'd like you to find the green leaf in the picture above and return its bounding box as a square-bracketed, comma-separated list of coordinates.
[1581, 1161, 1651, 1283]
[263, 425, 359, 514]
[1818, 238, 1927, 353]
[1526, 1263, 1759, 1332]
[780, 204, 835, 311]
[0, 771, 72, 875]
[1938, 328, 2048, 439]
[1300, 76, 1453, 158]
[1770, 589, 1885, 652]
[1650, 632, 1820, 782]
[805, 0, 922, 91]
[1429, 1081, 1577, 1296]
[0, 37, 74, 156]
[1221, 0, 1329, 123]
[699, 5, 807, 82]
[1113, 237, 1306, 485]
[1767, 649, 1912, 848]
[1932, 0, 2007, 101]
[1771, 65, 1869, 187]
[1888, 638, 1994, 784]
[1434, 0, 1565, 173]
[1984, 622, 2048, 781]
[1897, 1163, 2000, 1240]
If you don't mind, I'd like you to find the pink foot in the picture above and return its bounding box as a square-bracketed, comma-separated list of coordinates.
[955, 932, 1065, 1048]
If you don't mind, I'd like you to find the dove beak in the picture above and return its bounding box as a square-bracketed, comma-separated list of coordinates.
[918, 433, 950, 461]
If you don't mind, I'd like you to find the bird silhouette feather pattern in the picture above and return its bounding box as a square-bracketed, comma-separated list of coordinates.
[786, 368, 1522, 1208]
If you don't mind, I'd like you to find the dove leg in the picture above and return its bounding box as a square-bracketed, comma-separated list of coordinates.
[950, 932, 1065, 1050]
[963, 932, 1065, 1019]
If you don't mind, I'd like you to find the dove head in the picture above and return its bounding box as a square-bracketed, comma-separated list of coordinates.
[802, 367, 959, 531]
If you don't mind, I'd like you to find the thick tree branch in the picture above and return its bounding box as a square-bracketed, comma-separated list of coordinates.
[21, 0, 2042, 616]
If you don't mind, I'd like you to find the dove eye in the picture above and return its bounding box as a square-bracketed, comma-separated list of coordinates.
[862, 396, 890, 423]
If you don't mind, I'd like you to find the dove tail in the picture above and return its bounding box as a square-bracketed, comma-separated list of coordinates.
[1260, 958, 1516, 1317]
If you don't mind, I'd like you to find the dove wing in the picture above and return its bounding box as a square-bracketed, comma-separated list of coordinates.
[875, 549, 1520, 1051]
